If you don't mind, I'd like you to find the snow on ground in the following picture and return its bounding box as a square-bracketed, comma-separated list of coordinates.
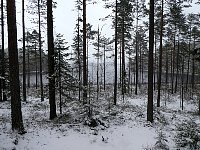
[0, 91, 200, 150]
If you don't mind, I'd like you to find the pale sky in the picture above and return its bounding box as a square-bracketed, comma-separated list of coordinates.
[4, 0, 199, 56]
[54, 0, 113, 46]
[13, 0, 113, 61]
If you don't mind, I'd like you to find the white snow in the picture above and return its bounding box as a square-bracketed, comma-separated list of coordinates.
[1, 92, 199, 150]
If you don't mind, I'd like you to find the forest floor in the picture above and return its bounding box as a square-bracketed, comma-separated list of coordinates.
[0, 89, 200, 150]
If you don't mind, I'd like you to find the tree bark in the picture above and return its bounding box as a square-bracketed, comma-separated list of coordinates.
[7, 0, 24, 132]
[1, 0, 6, 101]
[38, 0, 44, 102]
[121, 16, 125, 97]
[114, 0, 118, 105]
[157, 0, 164, 107]
[47, 0, 57, 120]
[82, 0, 87, 103]
[147, 0, 154, 123]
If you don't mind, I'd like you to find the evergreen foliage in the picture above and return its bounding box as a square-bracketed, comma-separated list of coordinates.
[174, 119, 200, 149]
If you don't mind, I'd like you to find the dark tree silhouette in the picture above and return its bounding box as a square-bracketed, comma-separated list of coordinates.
[7, 0, 25, 132]
[47, 0, 57, 120]
[147, 0, 154, 123]
[83, 0, 87, 104]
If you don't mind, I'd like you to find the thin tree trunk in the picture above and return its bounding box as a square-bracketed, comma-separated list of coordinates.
[114, 0, 118, 105]
[175, 37, 180, 93]
[139, 43, 142, 85]
[47, 0, 57, 120]
[38, 0, 44, 102]
[171, 35, 176, 94]
[135, 36, 138, 95]
[154, 35, 157, 91]
[35, 43, 38, 89]
[122, 16, 125, 97]
[77, 14, 81, 102]
[186, 33, 191, 91]
[135, 0, 138, 95]
[119, 41, 122, 88]
[165, 47, 169, 106]
[0, 0, 2, 102]
[7, 0, 24, 132]
[1, 0, 6, 101]
[83, 0, 87, 103]
[27, 47, 30, 88]
[97, 27, 99, 101]
[191, 37, 195, 90]
[59, 47, 62, 114]
[181, 56, 184, 110]
[128, 53, 131, 93]
[104, 43, 106, 91]
[157, 0, 164, 107]
[22, 0, 26, 101]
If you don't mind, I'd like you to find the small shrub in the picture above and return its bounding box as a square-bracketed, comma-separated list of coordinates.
[154, 131, 169, 150]
[174, 119, 200, 150]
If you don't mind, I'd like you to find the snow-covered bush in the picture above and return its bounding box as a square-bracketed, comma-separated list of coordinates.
[174, 119, 200, 150]
[154, 131, 169, 150]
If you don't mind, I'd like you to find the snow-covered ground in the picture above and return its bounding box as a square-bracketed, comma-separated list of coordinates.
[0, 91, 200, 150]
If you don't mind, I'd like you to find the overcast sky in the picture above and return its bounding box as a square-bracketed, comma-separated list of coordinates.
[54, 0, 113, 46]
[12, 0, 113, 62]
[8, 0, 200, 58]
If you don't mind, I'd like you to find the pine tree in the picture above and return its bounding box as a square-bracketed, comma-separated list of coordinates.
[1, 0, 6, 101]
[147, 0, 154, 123]
[157, 0, 164, 107]
[114, 0, 118, 105]
[54, 33, 77, 114]
[117, 0, 133, 97]
[7, 0, 25, 133]
[71, 12, 83, 102]
[82, 0, 87, 104]
[22, 0, 26, 102]
[47, 0, 57, 120]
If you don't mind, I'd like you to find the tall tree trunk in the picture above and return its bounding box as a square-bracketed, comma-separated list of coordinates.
[141, 49, 144, 84]
[175, 37, 180, 93]
[97, 27, 99, 101]
[7, 0, 24, 132]
[135, 36, 138, 95]
[122, 16, 125, 97]
[181, 56, 184, 110]
[154, 35, 157, 91]
[82, 0, 87, 104]
[0, 0, 2, 102]
[1, 0, 6, 101]
[114, 0, 118, 105]
[139, 42, 142, 85]
[104, 43, 106, 91]
[135, 0, 138, 95]
[186, 34, 191, 91]
[27, 47, 30, 88]
[47, 0, 57, 120]
[22, 0, 26, 101]
[157, 0, 164, 107]
[185, 42, 191, 91]
[165, 47, 169, 104]
[58, 46, 62, 114]
[119, 41, 122, 88]
[147, 0, 154, 123]
[191, 37, 195, 90]
[35, 43, 38, 89]
[77, 14, 81, 102]
[171, 35, 176, 94]
[128, 53, 131, 93]
[38, 0, 44, 102]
